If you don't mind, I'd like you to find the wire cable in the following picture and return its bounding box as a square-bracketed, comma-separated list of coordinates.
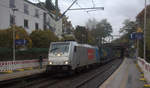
[92, 0, 95, 7]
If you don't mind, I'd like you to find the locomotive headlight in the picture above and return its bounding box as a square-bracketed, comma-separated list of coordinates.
[49, 61, 52, 65]
[57, 53, 61, 56]
[64, 61, 69, 64]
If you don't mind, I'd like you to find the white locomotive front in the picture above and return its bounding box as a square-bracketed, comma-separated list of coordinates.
[46, 42, 74, 72]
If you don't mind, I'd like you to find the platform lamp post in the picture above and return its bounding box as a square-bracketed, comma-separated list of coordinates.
[143, 0, 147, 60]
[12, 8, 18, 61]
[136, 32, 139, 59]
[136, 20, 140, 59]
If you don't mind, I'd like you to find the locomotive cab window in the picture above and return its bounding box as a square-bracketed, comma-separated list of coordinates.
[50, 43, 70, 53]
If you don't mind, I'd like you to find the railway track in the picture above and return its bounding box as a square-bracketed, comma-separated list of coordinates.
[34, 59, 122, 88]
[0, 59, 122, 88]
[75, 59, 122, 88]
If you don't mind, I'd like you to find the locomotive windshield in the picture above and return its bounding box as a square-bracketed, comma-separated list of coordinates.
[50, 43, 70, 53]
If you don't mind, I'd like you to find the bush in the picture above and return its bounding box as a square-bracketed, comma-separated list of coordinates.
[0, 48, 49, 61]
[61, 34, 75, 41]
[30, 30, 59, 48]
[0, 27, 60, 61]
[0, 26, 32, 48]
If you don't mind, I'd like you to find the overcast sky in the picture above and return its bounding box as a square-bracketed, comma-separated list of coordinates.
[30, 0, 150, 35]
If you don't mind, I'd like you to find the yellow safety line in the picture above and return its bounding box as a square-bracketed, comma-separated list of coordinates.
[144, 84, 150, 87]
[16, 69, 24, 71]
[135, 63, 150, 88]
[139, 78, 146, 81]
[135, 63, 143, 74]
[24, 67, 33, 70]
[4, 70, 13, 73]
[140, 74, 144, 77]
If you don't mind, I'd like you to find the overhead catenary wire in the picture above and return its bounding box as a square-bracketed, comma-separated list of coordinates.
[75, 1, 82, 8]
[69, 7, 104, 10]
[59, 0, 99, 13]
[0, 0, 104, 20]
[75, 1, 91, 14]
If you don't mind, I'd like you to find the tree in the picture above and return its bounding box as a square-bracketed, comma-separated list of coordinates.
[30, 30, 58, 48]
[119, 19, 137, 34]
[112, 19, 138, 58]
[0, 26, 32, 60]
[61, 34, 75, 41]
[74, 26, 88, 44]
[45, 0, 55, 11]
[73, 26, 96, 45]
[117, 19, 137, 45]
[0, 26, 32, 48]
[86, 18, 97, 30]
[87, 30, 96, 45]
[91, 19, 113, 45]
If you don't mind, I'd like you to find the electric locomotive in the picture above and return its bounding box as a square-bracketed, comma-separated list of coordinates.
[46, 41, 100, 73]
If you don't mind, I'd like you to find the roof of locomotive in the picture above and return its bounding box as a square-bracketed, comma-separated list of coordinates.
[50, 41, 98, 49]
[50, 41, 77, 44]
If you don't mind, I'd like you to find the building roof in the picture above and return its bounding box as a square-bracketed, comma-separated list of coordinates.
[136, 5, 150, 20]
[24, 0, 56, 19]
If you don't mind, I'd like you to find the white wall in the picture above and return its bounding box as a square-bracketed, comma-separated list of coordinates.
[0, 0, 11, 29]
[15, 0, 45, 33]
[0, 0, 63, 36]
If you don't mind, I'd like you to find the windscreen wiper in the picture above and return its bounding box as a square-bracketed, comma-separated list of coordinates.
[50, 48, 59, 52]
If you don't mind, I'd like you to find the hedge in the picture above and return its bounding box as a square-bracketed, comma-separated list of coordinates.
[0, 48, 49, 61]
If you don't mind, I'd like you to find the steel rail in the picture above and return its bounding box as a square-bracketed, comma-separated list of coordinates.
[75, 59, 122, 88]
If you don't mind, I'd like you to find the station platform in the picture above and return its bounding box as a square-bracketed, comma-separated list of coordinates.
[0, 67, 46, 81]
[100, 58, 145, 88]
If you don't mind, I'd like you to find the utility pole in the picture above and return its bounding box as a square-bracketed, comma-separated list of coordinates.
[12, 8, 18, 61]
[136, 39, 139, 59]
[144, 0, 147, 60]
[55, 0, 59, 20]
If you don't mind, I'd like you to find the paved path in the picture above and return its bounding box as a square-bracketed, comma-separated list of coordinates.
[100, 58, 144, 88]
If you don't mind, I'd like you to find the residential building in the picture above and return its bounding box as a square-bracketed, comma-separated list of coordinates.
[62, 15, 74, 34]
[136, 5, 150, 26]
[0, 0, 62, 37]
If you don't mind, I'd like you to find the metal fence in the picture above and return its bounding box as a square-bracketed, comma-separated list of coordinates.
[138, 57, 150, 83]
[0, 59, 48, 72]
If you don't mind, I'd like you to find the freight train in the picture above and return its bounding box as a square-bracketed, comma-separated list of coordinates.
[46, 41, 119, 73]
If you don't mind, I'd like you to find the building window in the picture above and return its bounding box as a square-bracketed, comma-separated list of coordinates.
[10, 15, 15, 25]
[24, 4, 29, 15]
[9, 0, 15, 8]
[35, 9, 39, 18]
[35, 23, 39, 30]
[43, 12, 47, 29]
[24, 19, 29, 28]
